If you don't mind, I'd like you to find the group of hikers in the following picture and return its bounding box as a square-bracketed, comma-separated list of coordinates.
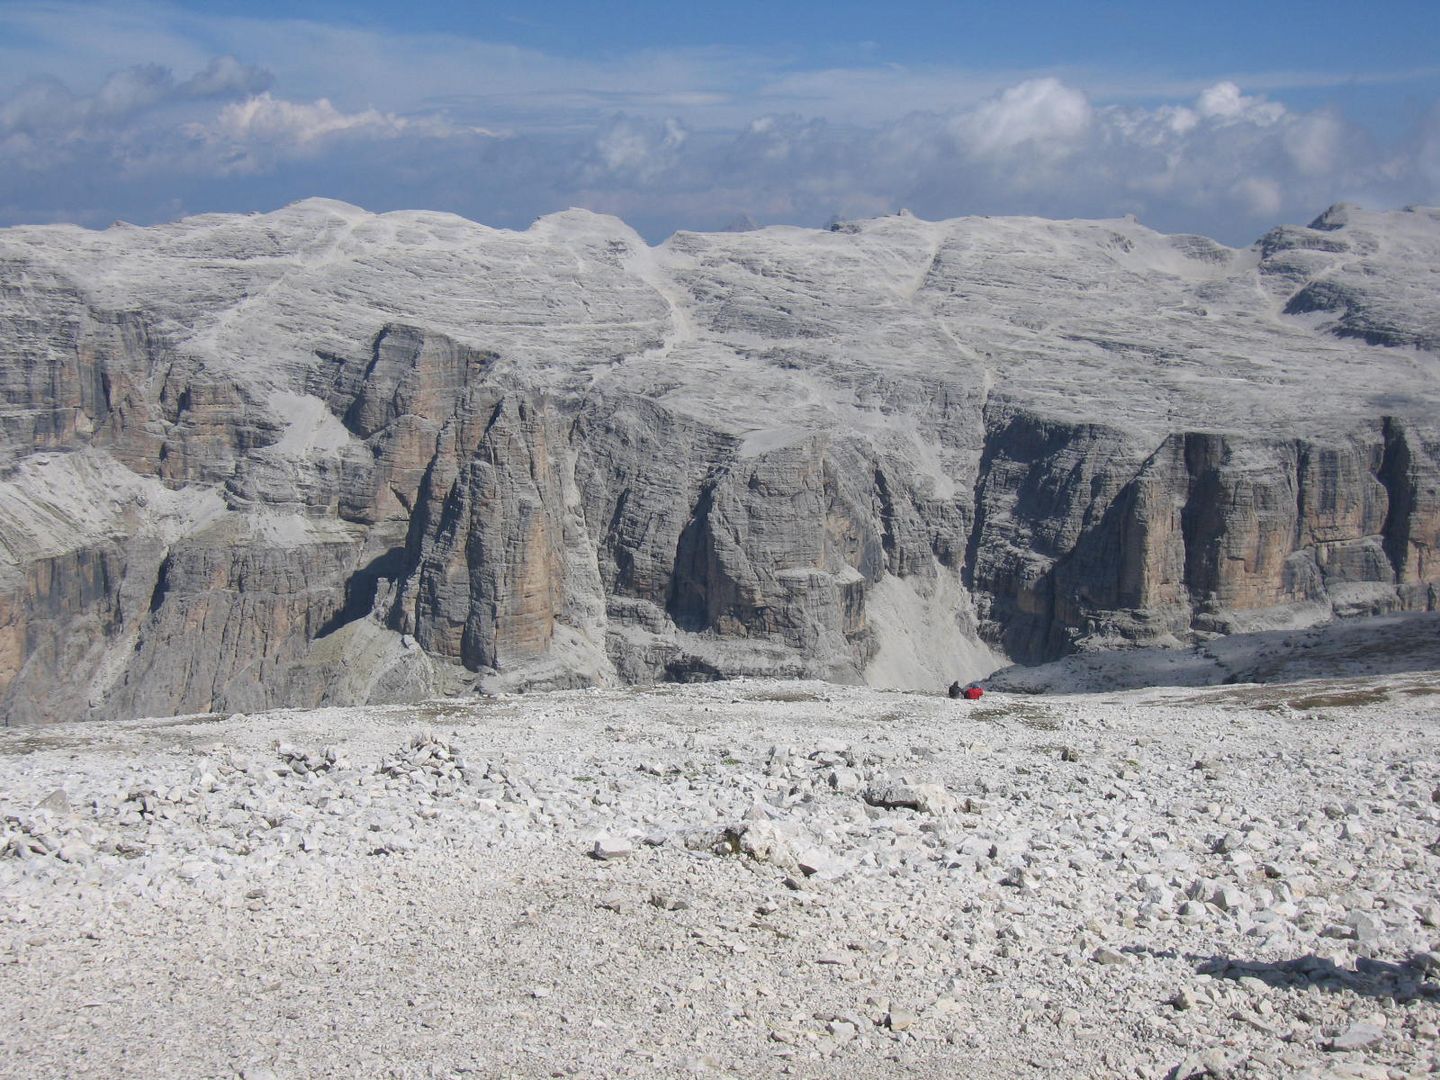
[948, 680, 984, 700]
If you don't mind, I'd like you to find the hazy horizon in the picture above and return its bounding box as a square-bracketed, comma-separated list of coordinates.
[2, 0, 1438, 244]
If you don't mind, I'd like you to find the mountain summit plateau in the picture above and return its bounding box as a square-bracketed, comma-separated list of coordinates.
[1, 200, 1437, 722]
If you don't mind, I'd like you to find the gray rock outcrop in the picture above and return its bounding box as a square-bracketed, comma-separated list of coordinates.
[1, 200, 1437, 722]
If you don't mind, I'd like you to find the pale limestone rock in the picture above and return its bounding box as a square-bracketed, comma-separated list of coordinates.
[1, 201, 1438, 721]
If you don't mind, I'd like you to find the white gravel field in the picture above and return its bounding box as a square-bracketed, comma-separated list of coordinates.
[2, 674, 1438, 1079]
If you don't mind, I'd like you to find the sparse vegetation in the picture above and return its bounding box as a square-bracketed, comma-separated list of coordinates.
[974, 702, 1063, 730]
[743, 688, 824, 703]
[1287, 688, 1391, 710]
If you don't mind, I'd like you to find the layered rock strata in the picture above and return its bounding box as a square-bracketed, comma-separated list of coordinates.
[1, 200, 1437, 722]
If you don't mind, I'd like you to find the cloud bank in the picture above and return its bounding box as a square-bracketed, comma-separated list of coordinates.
[0, 5, 1437, 242]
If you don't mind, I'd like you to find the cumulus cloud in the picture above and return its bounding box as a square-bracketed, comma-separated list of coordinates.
[957, 78, 1092, 157]
[208, 94, 410, 145]
[560, 79, 1421, 241]
[584, 116, 688, 183]
[179, 55, 274, 99]
[176, 92, 499, 175]
[1195, 81, 1285, 125]
[0, 16, 1436, 245]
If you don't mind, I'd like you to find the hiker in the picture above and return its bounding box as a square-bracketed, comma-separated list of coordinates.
[963, 684, 984, 701]
[948, 680, 963, 699]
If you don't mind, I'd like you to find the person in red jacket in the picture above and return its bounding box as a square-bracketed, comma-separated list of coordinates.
[963, 685, 984, 700]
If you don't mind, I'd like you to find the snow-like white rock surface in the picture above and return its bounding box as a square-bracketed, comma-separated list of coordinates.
[3, 199, 1436, 434]
[0, 450, 223, 582]
[1, 675, 1437, 1077]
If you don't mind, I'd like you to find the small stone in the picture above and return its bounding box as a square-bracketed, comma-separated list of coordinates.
[1195, 1049, 1232, 1077]
[592, 836, 634, 861]
[1212, 887, 1247, 912]
[1327, 1021, 1383, 1051]
[816, 950, 851, 966]
[863, 780, 954, 815]
[885, 1009, 917, 1032]
[1170, 988, 1197, 1011]
[56, 842, 92, 864]
[1215, 831, 1244, 854]
[728, 822, 794, 867]
[38, 789, 70, 815]
[1091, 946, 1128, 965]
[795, 847, 833, 877]
[1347, 911, 1383, 945]
[1000, 866, 1033, 891]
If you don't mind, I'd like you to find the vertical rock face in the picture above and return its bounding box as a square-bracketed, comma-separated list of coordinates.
[1, 199, 1438, 722]
[1380, 419, 1440, 610]
[1, 543, 129, 723]
[977, 420, 1440, 664]
[106, 520, 366, 719]
[398, 394, 574, 671]
[964, 410, 1144, 660]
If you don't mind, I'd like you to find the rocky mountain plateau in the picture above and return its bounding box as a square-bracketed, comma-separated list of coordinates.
[2, 199, 1438, 724]
[1, 673, 1437, 1077]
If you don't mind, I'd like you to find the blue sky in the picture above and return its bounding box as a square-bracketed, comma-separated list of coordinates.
[2, 0, 1437, 242]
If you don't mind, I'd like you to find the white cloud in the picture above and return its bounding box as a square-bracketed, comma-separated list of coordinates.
[1283, 111, 1346, 176]
[587, 116, 687, 181]
[179, 55, 273, 99]
[1196, 81, 1285, 125]
[1232, 176, 1283, 216]
[207, 94, 410, 145]
[957, 78, 1092, 157]
[0, 3, 1435, 242]
[90, 64, 172, 118]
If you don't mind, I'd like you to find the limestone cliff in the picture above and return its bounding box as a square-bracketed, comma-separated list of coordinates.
[1, 200, 1437, 722]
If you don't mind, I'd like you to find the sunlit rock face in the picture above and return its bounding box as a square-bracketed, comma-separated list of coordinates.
[1, 198, 1437, 722]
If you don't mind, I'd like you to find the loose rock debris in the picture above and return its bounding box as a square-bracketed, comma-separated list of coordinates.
[1, 675, 1438, 1078]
